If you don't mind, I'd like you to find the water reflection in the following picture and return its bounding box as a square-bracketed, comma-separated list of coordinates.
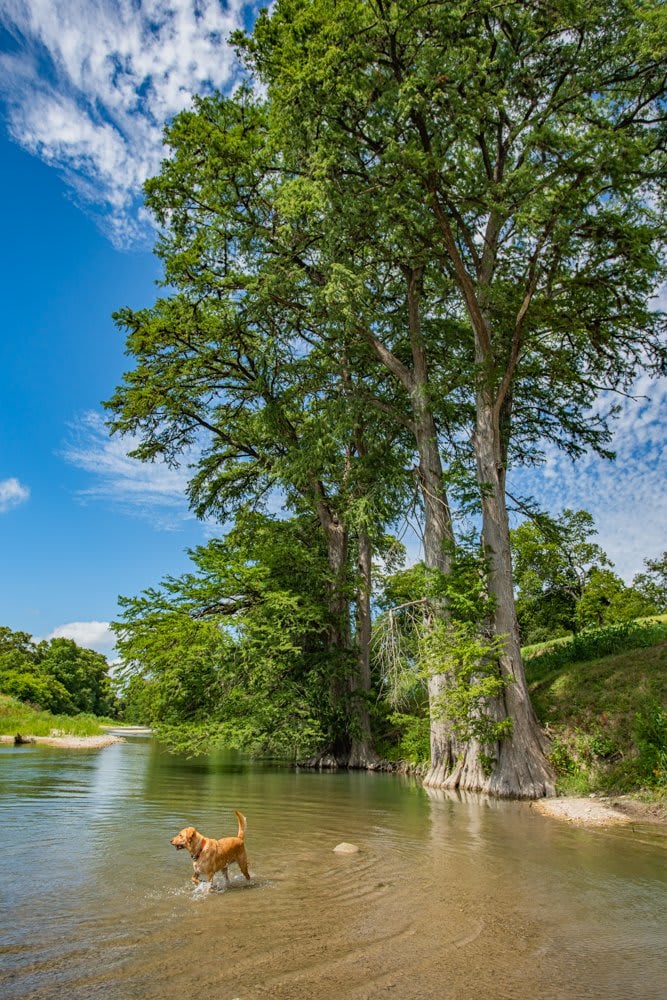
[1, 739, 665, 999]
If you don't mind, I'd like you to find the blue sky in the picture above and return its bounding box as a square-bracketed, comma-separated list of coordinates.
[0, 1, 665, 659]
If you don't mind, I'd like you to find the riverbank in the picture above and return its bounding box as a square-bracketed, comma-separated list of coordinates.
[532, 794, 667, 826]
[3, 729, 665, 827]
[1, 733, 125, 748]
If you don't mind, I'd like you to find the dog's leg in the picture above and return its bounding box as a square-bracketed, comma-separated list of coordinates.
[238, 853, 250, 880]
[191, 864, 200, 884]
[221, 866, 230, 882]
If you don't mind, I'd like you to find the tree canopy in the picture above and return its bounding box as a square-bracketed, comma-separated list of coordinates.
[0, 627, 114, 717]
[106, 0, 666, 796]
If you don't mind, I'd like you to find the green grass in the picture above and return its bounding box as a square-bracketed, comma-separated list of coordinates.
[527, 626, 667, 797]
[0, 693, 108, 738]
[523, 617, 667, 677]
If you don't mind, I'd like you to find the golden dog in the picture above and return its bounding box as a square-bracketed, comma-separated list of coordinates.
[170, 810, 250, 886]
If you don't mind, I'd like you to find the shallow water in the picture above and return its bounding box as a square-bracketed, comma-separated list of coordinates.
[1, 737, 666, 999]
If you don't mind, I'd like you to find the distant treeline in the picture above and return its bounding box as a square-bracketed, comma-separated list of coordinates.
[0, 627, 114, 717]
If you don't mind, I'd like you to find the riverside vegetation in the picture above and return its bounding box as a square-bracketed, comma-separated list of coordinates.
[103, 0, 666, 797]
[4, 1, 667, 802]
[3, 614, 665, 807]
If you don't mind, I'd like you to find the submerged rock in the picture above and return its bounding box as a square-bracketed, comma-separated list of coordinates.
[333, 842, 360, 854]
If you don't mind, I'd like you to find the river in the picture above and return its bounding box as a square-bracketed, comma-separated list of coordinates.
[1, 736, 665, 999]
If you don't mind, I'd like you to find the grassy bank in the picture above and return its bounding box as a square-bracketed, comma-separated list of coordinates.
[0, 693, 110, 738]
[525, 619, 667, 799]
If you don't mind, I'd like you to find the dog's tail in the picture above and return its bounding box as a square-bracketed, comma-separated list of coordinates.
[234, 810, 247, 839]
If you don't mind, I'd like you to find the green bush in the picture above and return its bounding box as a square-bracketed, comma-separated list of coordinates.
[0, 670, 75, 714]
[633, 699, 667, 787]
[524, 620, 667, 680]
[378, 711, 431, 765]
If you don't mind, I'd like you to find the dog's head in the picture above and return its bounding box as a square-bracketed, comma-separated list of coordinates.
[170, 826, 197, 851]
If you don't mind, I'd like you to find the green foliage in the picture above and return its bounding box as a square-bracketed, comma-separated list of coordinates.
[39, 639, 114, 715]
[633, 552, 667, 613]
[575, 568, 657, 630]
[511, 509, 610, 642]
[113, 511, 349, 758]
[0, 693, 107, 738]
[511, 509, 660, 643]
[115, 675, 159, 725]
[529, 623, 667, 794]
[633, 699, 667, 788]
[377, 711, 431, 766]
[374, 547, 512, 768]
[0, 668, 74, 714]
[524, 619, 667, 681]
[0, 627, 115, 717]
[420, 618, 512, 758]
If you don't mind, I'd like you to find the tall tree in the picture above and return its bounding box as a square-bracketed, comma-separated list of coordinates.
[106, 90, 414, 764]
[633, 552, 667, 613]
[114, 512, 341, 757]
[240, 0, 666, 795]
[511, 509, 611, 643]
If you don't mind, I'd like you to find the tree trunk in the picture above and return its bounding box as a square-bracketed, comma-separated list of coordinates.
[316, 501, 351, 653]
[404, 267, 462, 786]
[448, 389, 554, 798]
[413, 400, 464, 784]
[365, 267, 462, 779]
[421, 183, 554, 796]
[310, 499, 350, 762]
[348, 530, 379, 768]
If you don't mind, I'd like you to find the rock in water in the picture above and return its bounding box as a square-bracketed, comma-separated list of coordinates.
[333, 842, 359, 854]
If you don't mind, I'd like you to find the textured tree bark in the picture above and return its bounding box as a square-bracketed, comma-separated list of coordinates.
[404, 267, 462, 787]
[413, 402, 463, 786]
[348, 530, 379, 768]
[316, 503, 350, 652]
[431, 389, 554, 798]
[313, 500, 378, 767]
[421, 181, 554, 796]
[308, 500, 352, 765]
[477, 392, 554, 796]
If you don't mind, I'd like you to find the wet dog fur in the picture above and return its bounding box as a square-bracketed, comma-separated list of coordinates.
[170, 810, 250, 886]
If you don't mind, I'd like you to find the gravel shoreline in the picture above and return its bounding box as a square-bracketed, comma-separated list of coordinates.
[531, 795, 666, 826]
[1, 733, 125, 748]
[531, 796, 631, 825]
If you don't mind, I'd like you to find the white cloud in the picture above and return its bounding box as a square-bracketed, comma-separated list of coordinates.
[47, 619, 116, 654]
[62, 410, 197, 528]
[511, 375, 667, 583]
[0, 477, 30, 512]
[0, 0, 254, 246]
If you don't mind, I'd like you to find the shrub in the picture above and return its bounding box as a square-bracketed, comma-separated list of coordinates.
[378, 711, 430, 765]
[633, 699, 667, 788]
[524, 620, 667, 679]
[0, 670, 75, 714]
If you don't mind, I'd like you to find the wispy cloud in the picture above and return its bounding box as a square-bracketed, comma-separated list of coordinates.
[62, 410, 197, 528]
[511, 375, 667, 583]
[47, 619, 116, 654]
[0, 0, 254, 246]
[0, 477, 30, 512]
